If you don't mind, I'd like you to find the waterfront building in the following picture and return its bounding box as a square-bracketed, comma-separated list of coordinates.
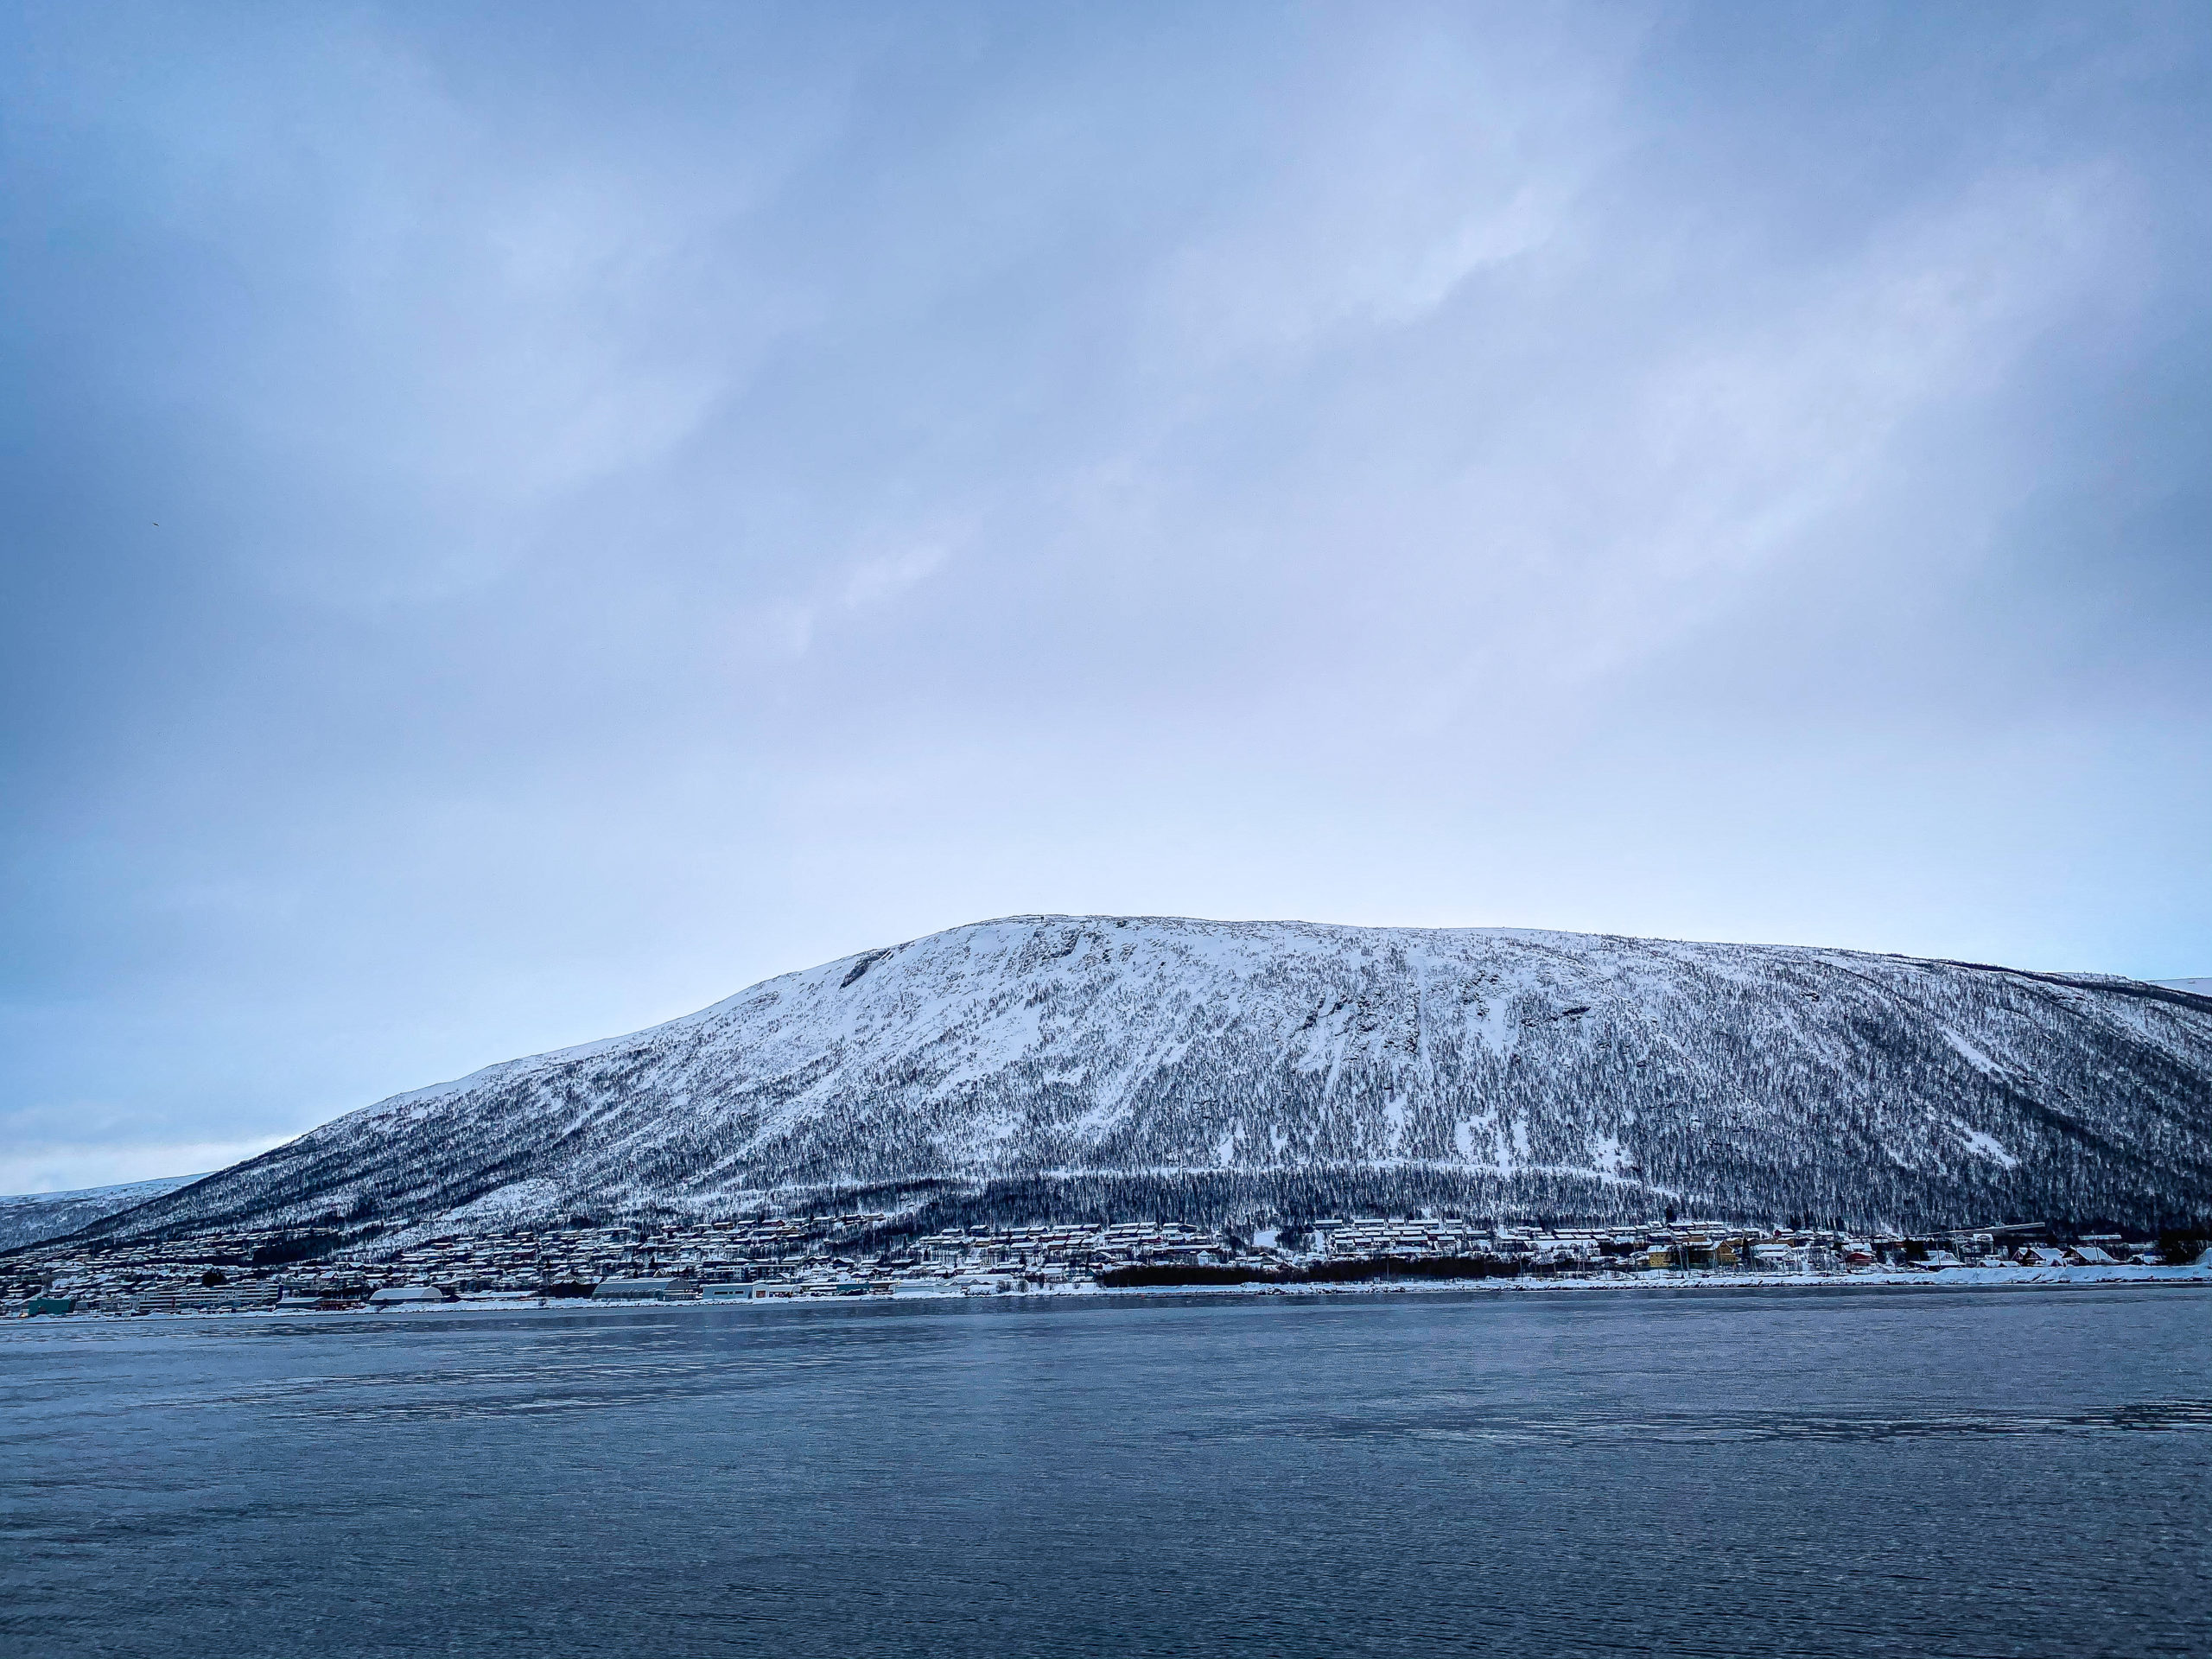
[592, 1277, 696, 1300]
[367, 1286, 451, 1306]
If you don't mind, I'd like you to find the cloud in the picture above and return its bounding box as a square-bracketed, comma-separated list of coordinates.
[0, 1138, 286, 1197]
[843, 543, 950, 610]
[1154, 6, 1639, 359]
[3, 1, 2206, 1188]
[1468, 163, 2133, 689]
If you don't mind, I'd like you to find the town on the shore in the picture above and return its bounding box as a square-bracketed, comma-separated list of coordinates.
[7, 1211, 2206, 1316]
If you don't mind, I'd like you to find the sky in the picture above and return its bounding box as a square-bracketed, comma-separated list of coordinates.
[3, 1, 2208, 1192]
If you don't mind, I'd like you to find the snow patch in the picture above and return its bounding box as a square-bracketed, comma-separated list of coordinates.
[1948, 1120, 2020, 1170]
[1939, 1026, 2000, 1075]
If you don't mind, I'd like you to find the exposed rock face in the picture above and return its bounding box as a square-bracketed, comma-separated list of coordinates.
[72, 917, 2212, 1242]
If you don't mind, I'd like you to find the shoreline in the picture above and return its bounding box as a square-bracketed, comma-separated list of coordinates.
[11, 1262, 2209, 1328]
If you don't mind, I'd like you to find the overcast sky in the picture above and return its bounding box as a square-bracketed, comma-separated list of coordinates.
[4, 1, 2208, 1192]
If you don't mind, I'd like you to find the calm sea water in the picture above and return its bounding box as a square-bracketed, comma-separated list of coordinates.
[3, 1285, 2207, 1658]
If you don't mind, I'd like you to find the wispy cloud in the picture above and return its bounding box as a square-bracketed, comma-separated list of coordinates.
[3, 1, 2206, 1187]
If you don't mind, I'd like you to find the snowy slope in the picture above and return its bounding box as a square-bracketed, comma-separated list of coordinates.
[75, 918, 2212, 1242]
[2156, 977, 2212, 998]
[0, 1174, 207, 1252]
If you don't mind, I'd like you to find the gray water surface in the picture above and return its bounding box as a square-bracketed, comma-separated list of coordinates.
[3, 1286, 2207, 1657]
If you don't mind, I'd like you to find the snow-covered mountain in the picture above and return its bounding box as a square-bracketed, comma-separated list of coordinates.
[71, 917, 2212, 1243]
[0, 1174, 206, 1253]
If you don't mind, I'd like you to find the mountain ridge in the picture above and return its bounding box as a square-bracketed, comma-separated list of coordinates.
[0, 1174, 208, 1253]
[62, 915, 2212, 1245]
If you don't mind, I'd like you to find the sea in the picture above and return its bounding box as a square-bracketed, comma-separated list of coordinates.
[3, 1284, 2207, 1657]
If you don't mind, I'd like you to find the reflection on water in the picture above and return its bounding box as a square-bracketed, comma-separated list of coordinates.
[3, 1286, 2208, 1658]
[1291, 1396, 2212, 1446]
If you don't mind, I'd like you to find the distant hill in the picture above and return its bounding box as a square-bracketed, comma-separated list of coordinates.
[2156, 978, 2212, 999]
[68, 917, 2212, 1245]
[0, 1173, 206, 1253]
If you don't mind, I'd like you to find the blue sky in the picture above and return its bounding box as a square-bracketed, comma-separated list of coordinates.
[4, 1, 2208, 1190]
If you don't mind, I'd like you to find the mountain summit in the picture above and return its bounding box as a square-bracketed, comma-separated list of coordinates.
[80, 916, 2212, 1243]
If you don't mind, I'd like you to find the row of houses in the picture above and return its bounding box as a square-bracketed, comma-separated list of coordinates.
[7, 1211, 2191, 1316]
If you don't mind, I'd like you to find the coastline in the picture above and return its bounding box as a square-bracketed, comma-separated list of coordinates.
[10, 1262, 2209, 1329]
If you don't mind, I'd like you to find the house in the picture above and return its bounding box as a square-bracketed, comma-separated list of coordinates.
[590, 1277, 696, 1300]
[134, 1283, 285, 1313]
[2021, 1247, 2069, 1267]
[2068, 1245, 2119, 1267]
[369, 1285, 452, 1306]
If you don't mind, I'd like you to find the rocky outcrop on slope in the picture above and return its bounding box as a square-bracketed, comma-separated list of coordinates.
[70, 917, 2212, 1242]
